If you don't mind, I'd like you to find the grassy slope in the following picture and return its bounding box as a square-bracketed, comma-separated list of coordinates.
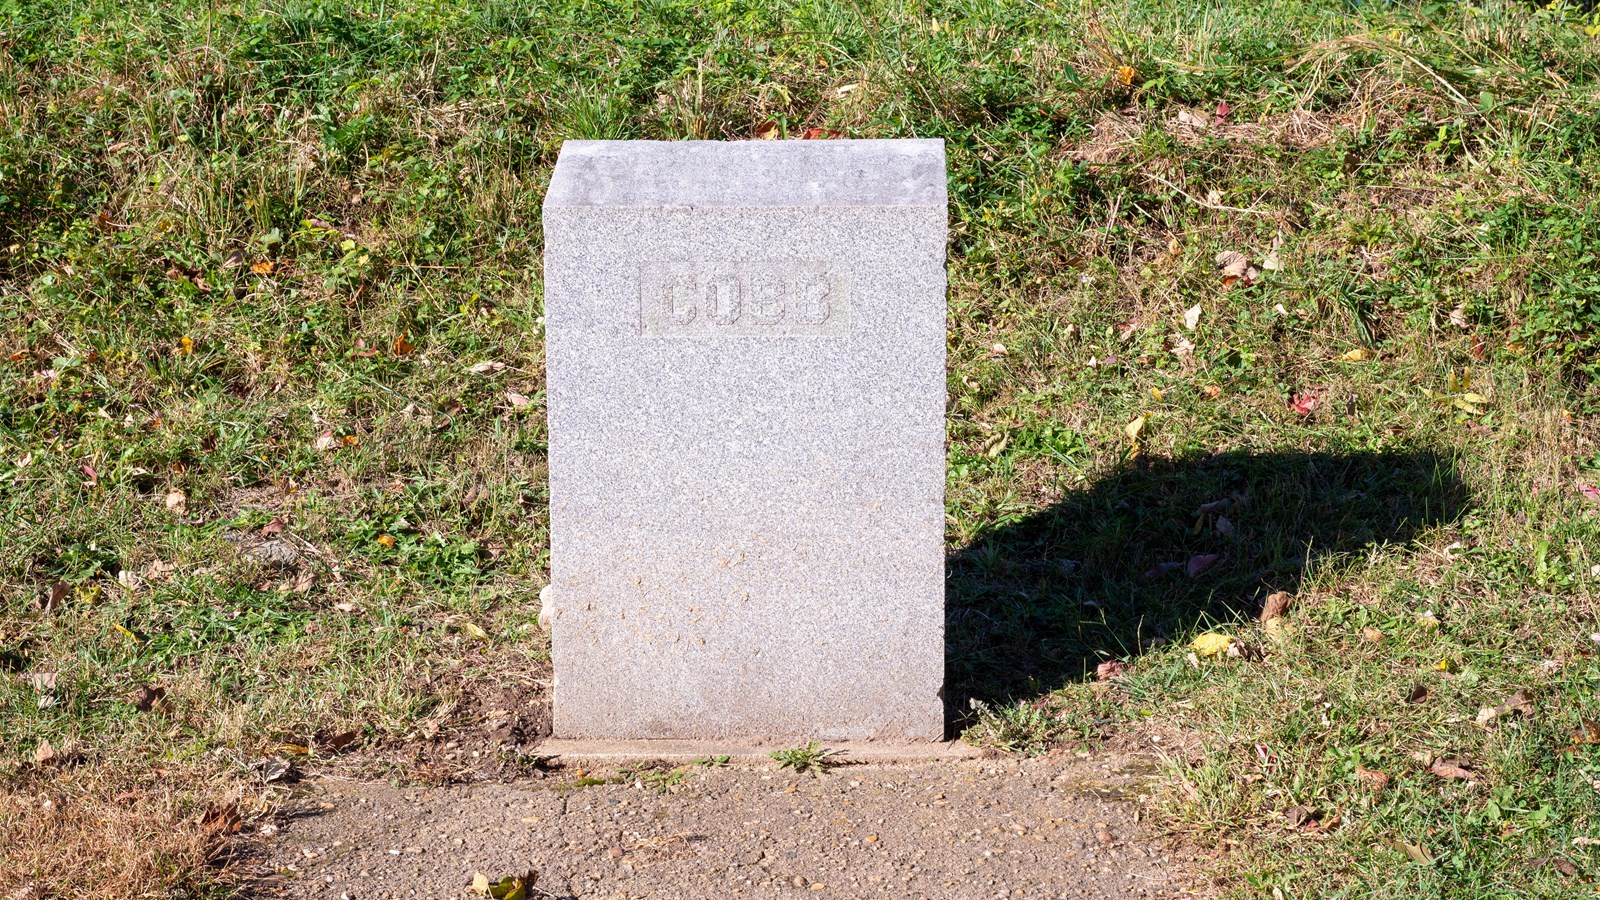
[2, 0, 1600, 895]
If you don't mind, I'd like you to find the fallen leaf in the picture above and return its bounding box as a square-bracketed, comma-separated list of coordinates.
[42, 581, 69, 612]
[1186, 553, 1219, 578]
[1435, 657, 1457, 674]
[376, 534, 396, 548]
[312, 431, 339, 452]
[1183, 303, 1202, 330]
[1214, 515, 1235, 537]
[165, 489, 187, 515]
[446, 615, 490, 640]
[1123, 415, 1146, 442]
[754, 120, 779, 140]
[1289, 393, 1318, 416]
[1260, 591, 1291, 621]
[1362, 627, 1384, 643]
[33, 740, 56, 766]
[1578, 483, 1600, 503]
[1201, 385, 1223, 399]
[223, 250, 246, 269]
[506, 391, 531, 410]
[1263, 617, 1296, 643]
[21, 672, 57, 691]
[1448, 305, 1468, 329]
[1117, 65, 1135, 86]
[1401, 841, 1435, 864]
[471, 872, 536, 900]
[319, 729, 361, 753]
[800, 127, 843, 140]
[1339, 347, 1373, 362]
[393, 334, 416, 356]
[340, 434, 359, 447]
[1214, 250, 1250, 279]
[80, 465, 99, 486]
[1428, 759, 1477, 782]
[1215, 99, 1232, 121]
[250, 260, 275, 275]
[469, 361, 506, 375]
[1169, 334, 1196, 359]
[1283, 805, 1316, 828]
[1355, 766, 1390, 791]
[257, 757, 294, 783]
[1531, 857, 1579, 877]
[131, 685, 166, 712]
[1175, 109, 1209, 130]
[1191, 632, 1235, 657]
[1405, 683, 1429, 704]
[178, 336, 194, 355]
[1095, 660, 1127, 681]
[200, 802, 242, 836]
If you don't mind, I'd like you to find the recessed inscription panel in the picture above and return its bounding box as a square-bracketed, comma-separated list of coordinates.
[640, 261, 851, 336]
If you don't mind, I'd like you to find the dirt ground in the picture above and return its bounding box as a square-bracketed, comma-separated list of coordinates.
[250, 749, 1202, 900]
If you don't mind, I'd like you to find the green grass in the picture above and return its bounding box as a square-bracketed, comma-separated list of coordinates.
[2, 0, 1600, 896]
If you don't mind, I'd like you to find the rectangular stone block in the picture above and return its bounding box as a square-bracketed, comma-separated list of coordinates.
[543, 139, 947, 741]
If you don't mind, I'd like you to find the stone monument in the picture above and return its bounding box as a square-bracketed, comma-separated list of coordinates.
[542, 139, 947, 741]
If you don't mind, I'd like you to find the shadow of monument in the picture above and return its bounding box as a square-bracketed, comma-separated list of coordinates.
[944, 448, 1469, 734]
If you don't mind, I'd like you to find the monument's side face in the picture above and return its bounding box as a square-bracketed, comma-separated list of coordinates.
[543, 140, 947, 741]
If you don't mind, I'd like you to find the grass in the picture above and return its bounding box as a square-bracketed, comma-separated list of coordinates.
[2, 0, 1599, 895]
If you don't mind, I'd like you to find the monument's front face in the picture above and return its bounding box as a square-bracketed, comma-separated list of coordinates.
[543, 140, 947, 741]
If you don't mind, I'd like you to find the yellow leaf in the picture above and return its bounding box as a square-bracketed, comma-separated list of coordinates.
[1263, 618, 1296, 644]
[1117, 65, 1135, 85]
[1339, 347, 1372, 362]
[250, 260, 275, 275]
[1190, 632, 1235, 657]
[178, 336, 194, 355]
[1460, 393, 1490, 405]
[1124, 415, 1146, 442]
[470, 873, 528, 900]
[113, 623, 144, 644]
[376, 534, 396, 548]
[1435, 657, 1456, 673]
[1150, 387, 1164, 402]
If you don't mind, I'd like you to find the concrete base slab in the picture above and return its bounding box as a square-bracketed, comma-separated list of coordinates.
[532, 738, 994, 766]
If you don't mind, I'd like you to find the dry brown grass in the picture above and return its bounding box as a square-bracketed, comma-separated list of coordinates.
[0, 765, 236, 899]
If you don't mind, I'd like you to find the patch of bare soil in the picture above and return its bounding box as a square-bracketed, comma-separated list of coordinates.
[250, 751, 1202, 899]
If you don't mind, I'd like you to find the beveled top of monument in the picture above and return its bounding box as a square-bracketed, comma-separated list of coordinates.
[544, 139, 946, 209]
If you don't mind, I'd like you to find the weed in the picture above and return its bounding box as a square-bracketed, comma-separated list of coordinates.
[769, 742, 842, 775]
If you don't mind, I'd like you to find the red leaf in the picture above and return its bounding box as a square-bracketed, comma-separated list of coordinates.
[79, 465, 99, 486]
[1095, 660, 1127, 681]
[1186, 553, 1220, 578]
[1289, 393, 1319, 416]
[800, 127, 843, 140]
[1579, 483, 1600, 503]
[1215, 100, 1232, 122]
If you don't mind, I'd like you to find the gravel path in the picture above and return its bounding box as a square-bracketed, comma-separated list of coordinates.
[253, 751, 1197, 899]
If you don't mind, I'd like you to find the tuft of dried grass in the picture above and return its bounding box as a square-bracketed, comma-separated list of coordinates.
[0, 766, 235, 900]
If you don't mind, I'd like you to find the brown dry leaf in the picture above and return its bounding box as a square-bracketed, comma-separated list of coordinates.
[1355, 766, 1390, 792]
[1175, 109, 1209, 130]
[393, 334, 416, 355]
[131, 684, 167, 712]
[506, 391, 531, 410]
[290, 570, 315, 594]
[312, 431, 339, 452]
[42, 581, 70, 611]
[1095, 660, 1127, 681]
[33, 739, 56, 765]
[1214, 250, 1250, 279]
[1259, 591, 1291, 622]
[1283, 805, 1316, 828]
[164, 489, 187, 515]
[1362, 627, 1384, 643]
[1201, 384, 1223, 399]
[469, 361, 506, 375]
[320, 729, 361, 753]
[200, 801, 242, 836]
[1405, 683, 1429, 704]
[340, 434, 359, 447]
[223, 249, 246, 269]
[1401, 842, 1435, 864]
[1428, 759, 1478, 783]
